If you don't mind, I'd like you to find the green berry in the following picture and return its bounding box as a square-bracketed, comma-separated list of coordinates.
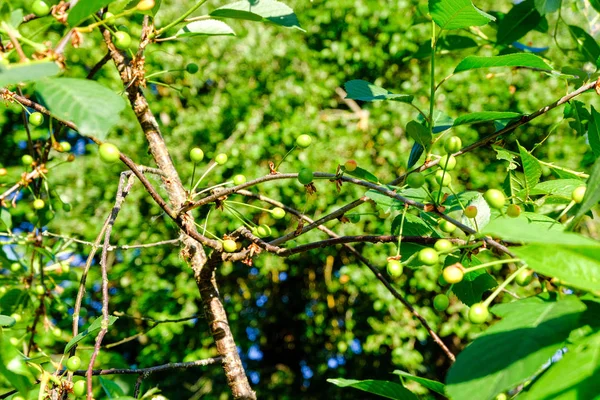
[484, 189, 506, 209]
[443, 264, 464, 284]
[34, 284, 45, 296]
[506, 204, 521, 218]
[59, 141, 71, 152]
[434, 170, 451, 187]
[10, 263, 21, 272]
[468, 303, 489, 324]
[233, 174, 246, 185]
[386, 260, 403, 278]
[63, 203, 72, 212]
[31, 0, 51, 17]
[297, 168, 313, 185]
[99, 143, 120, 163]
[296, 134, 312, 148]
[418, 248, 439, 266]
[439, 154, 457, 170]
[11, 313, 22, 323]
[271, 207, 286, 219]
[113, 31, 132, 50]
[256, 224, 272, 238]
[12, 395, 25, 400]
[571, 185, 586, 204]
[344, 160, 357, 172]
[222, 239, 237, 253]
[52, 327, 62, 337]
[347, 213, 360, 223]
[66, 356, 81, 372]
[515, 269, 533, 286]
[33, 199, 45, 210]
[73, 380, 86, 397]
[137, 0, 156, 11]
[434, 239, 453, 253]
[22, 154, 34, 166]
[103, 11, 115, 19]
[29, 112, 44, 126]
[439, 220, 456, 233]
[444, 136, 462, 153]
[186, 63, 199, 74]
[464, 205, 478, 219]
[214, 153, 228, 165]
[189, 147, 204, 163]
[406, 172, 425, 188]
[433, 294, 450, 311]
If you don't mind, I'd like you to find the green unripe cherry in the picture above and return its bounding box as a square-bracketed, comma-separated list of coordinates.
[444, 136, 462, 153]
[468, 303, 489, 324]
[214, 153, 228, 165]
[99, 143, 120, 163]
[344, 160, 357, 172]
[484, 189, 506, 209]
[434, 170, 451, 187]
[222, 239, 237, 253]
[439, 154, 457, 171]
[296, 134, 312, 148]
[515, 269, 533, 286]
[113, 31, 132, 50]
[29, 112, 44, 126]
[256, 224, 272, 238]
[271, 207, 286, 219]
[571, 185, 586, 204]
[22, 154, 34, 166]
[439, 220, 456, 233]
[31, 0, 51, 17]
[33, 199, 45, 210]
[59, 141, 71, 152]
[189, 147, 204, 163]
[233, 174, 246, 185]
[506, 204, 521, 218]
[34, 285, 45, 296]
[297, 168, 313, 185]
[418, 248, 439, 266]
[386, 260, 403, 278]
[464, 205, 478, 219]
[442, 264, 464, 284]
[10, 263, 21, 272]
[433, 294, 450, 311]
[73, 380, 86, 397]
[66, 356, 81, 372]
[406, 172, 425, 188]
[434, 239, 453, 253]
[186, 63, 199, 74]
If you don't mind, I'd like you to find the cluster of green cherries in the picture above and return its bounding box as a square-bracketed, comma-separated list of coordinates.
[386, 136, 588, 324]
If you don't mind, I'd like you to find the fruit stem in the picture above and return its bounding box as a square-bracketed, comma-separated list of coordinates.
[549, 200, 575, 229]
[275, 145, 297, 170]
[145, 69, 186, 79]
[396, 204, 408, 257]
[224, 204, 255, 229]
[190, 162, 218, 194]
[77, 9, 136, 33]
[462, 258, 521, 274]
[482, 265, 528, 308]
[225, 200, 270, 213]
[193, 220, 220, 240]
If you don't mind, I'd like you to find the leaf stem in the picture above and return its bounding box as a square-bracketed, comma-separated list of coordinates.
[483, 265, 528, 308]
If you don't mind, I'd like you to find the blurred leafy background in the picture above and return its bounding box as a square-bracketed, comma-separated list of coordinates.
[1, 0, 599, 398]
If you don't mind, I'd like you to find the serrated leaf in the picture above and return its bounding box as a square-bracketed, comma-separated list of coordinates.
[443, 191, 481, 212]
[67, 0, 118, 26]
[567, 25, 600, 64]
[518, 143, 542, 195]
[588, 106, 600, 159]
[344, 80, 413, 103]
[393, 370, 445, 395]
[0, 208, 11, 230]
[493, 145, 519, 171]
[454, 53, 553, 73]
[65, 316, 118, 353]
[563, 100, 590, 136]
[571, 156, 600, 225]
[446, 294, 587, 400]
[521, 330, 600, 400]
[327, 378, 418, 400]
[449, 255, 497, 306]
[0, 62, 60, 87]
[391, 213, 432, 236]
[407, 143, 424, 168]
[0, 314, 16, 327]
[35, 78, 125, 139]
[429, 0, 494, 30]
[406, 121, 431, 148]
[530, 179, 584, 198]
[497, 0, 542, 44]
[454, 112, 521, 126]
[342, 165, 379, 184]
[176, 19, 236, 37]
[210, 0, 304, 31]
[534, 0, 561, 15]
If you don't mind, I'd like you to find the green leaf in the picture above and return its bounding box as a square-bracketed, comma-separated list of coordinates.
[65, 316, 118, 353]
[459, 194, 491, 231]
[366, 188, 428, 210]
[344, 80, 413, 103]
[407, 143, 424, 168]
[406, 121, 431, 148]
[588, 106, 600, 159]
[327, 378, 418, 400]
[591, 0, 600, 13]
[534, 0, 561, 15]
[446, 294, 587, 400]
[0, 208, 12, 230]
[391, 213, 432, 237]
[67, 0, 118, 27]
[0, 339, 35, 395]
[450, 256, 497, 306]
[521, 330, 600, 400]
[453, 112, 521, 126]
[429, 0, 494, 30]
[513, 244, 600, 292]
[176, 19, 236, 37]
[10, 9, 23, 28]
[0, 62, 60, 87]
[496, 0, 542, 44]
[571, 156, 600, 225]
[210, 0, 304, 31]
[483, 216, 597, 246]
[35, 78, 126, 139]
[530, 179, 584, 198]
[563, 100, 590, 136]
[454, 54, 553, 73]
[392, 370, 445, 395]
[100, 376, 126, 398]
[567, 25, 600, 64]
[518, 143, 542, 195]
[0, 314, 16, 327]
[342, 165, 379, 184]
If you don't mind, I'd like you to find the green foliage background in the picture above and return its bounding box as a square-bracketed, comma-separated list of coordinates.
[0, 0, 599, 399]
